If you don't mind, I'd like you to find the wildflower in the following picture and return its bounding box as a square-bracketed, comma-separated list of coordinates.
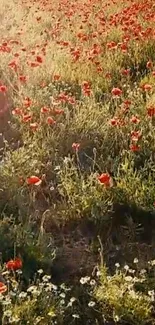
[40, 106, 50, 114]
[42, 275, 51, 282]
[16, 269, 22, 275]
[82, 81, 92, 96]
[140, 269, 146, 275]
[60, 292, 66, 298]
[125, 276, 133, 282]
[60, 299, 65, 305]
[133, 258, 139, 264]
[52, 108, 64, 115]
[6, 258, 22, 270]
[29, 61, 40, 68]
[80, 276, 90, 284]
[115, 263, 120, 268]
[128, 269, 135, 274]
[121, 69, 130, 76]
[0, 282, 7, 294]
[53, 74, 61, 81]
[105, 72, 112, 79]
[30, 122, 38, 131]
[131, 131, 141, 142]
[0, 85, 7, 92]
[111, 87, 122, 97]
[14, 52, 20, 58]
[90, 279, 96, 286]
[146, 61, 153, 69]
[142, 84, 152, 91]
[19, 291, 27, 299]
[114, 314, 120, 322]
[124, 264, 129, 271]
[130, 144, 140, 152]
[36, 55, 43, 63]
[149, 260, 155, 266]
[72, 314, 80, 319]
[22, 114, 32, 123]
[46, 116, 56, 125]
[27, 285, 38, 293]
[67, 297, 76, 307]
[88, 301, 96, 307]
[96, 270, 101, 277]
[147, 106, 155, 117]
[60, 283, 71, 291]
[37, 269, 44, 274]
[98, 173, 112, 187]
[51, 284, 58, 291]
[148, 290, 154, 296]
[123, 99, 131, 107]
[26, 176, 42, 185]
[8, 60, 18, 71]
[12, 107, 23, 116]
[107, 41, 117, 50]
[110, 117, 118, 126]
[130, 115, 140, 124]
[3, 310, 12, 318]
[72, 142, 80, 151]
[19, 75, 27, 83]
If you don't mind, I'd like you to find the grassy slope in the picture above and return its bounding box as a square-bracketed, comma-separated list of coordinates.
[0, 0, 155, 282]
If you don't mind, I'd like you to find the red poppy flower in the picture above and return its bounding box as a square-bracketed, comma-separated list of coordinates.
[105, 72, 112, 79]
[0, 282, 7, 294]
[36, 55, 43, 63]
[130, 115, 140, 124]
[29, 62, 40, 68]
[14, 258, 22, 269]
[40, 106, 50, 114]
[22, 114, 32, 123]
[82, 81, 92, 96]
[131, 131, 141, 142]
[72, 143, 80, 151]
[121, 69, 130, 76]
[146, 61, 152, 69]
[6, 257, 22, 270]
[129, 144, 140, 152]
[123, 99, 131, 107]
[53, 74, 61, 81]
[8, 60, 18, 71]
[52, 109, 64, 115]
[19, 75, 27, 83]
[142, 84, 152, 91]
[98, 173, 111, 187]
[82, 81, 91, 89]
[12, 107, 23, 116]
[110, 118, 118, 126]
[147, 106, 155, 117]
[14, 52, 20, 58]
[46, 117, 56, 125]
[0, 85, 7, 92]
[111, 87, 122, 97]
[26, 176, 42, 185]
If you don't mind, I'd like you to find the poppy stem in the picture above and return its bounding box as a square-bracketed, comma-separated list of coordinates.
[14, 242, 16, 260]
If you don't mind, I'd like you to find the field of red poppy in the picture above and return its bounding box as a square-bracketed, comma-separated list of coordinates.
[1, 0, 155, 323]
